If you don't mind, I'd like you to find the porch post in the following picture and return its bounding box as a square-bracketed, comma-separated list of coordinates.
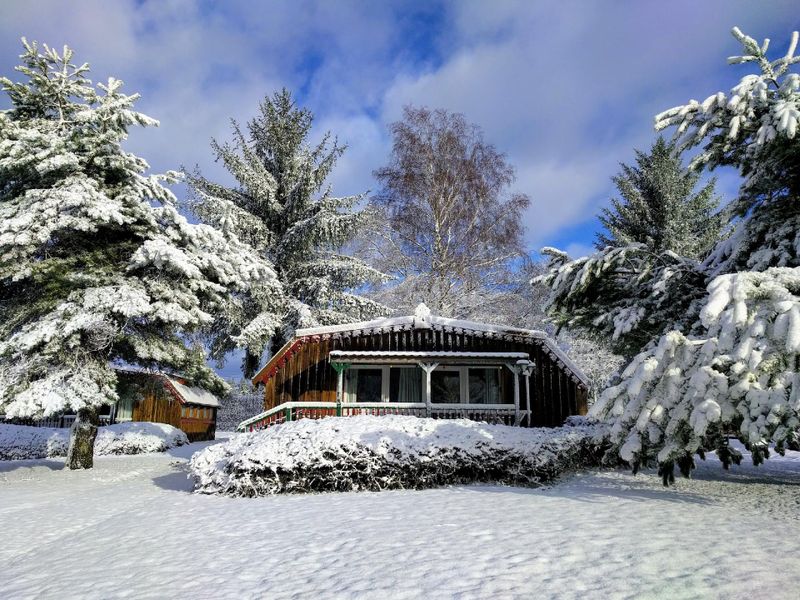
[331, 362, 350, 416]
[419, 362, 438, 417]
[505, 363, 521, 426]
[518, 360, 535, 427]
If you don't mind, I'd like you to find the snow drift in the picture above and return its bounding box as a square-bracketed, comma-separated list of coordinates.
[0, 422, 189, 461]
[189, 415, 606, 496]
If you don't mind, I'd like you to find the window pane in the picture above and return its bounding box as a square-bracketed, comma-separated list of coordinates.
[431, 370, 460, 403]
[469, 369, 502, 404]
[389, 367, 422, 403]
[354, 369, 383, 402]
[116, 396, 134, 421]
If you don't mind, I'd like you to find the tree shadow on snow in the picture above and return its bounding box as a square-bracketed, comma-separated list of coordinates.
[0, 458, 65, 473]
[151, 462, 195, 493]
[460, 471, 714, 505]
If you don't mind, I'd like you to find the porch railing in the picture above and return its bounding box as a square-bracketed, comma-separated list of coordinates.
[237, 401, 528, 432]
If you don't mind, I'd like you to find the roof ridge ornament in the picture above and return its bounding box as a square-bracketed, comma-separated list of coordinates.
[413, 302, 432, 329]
[414, 302, 431, 320]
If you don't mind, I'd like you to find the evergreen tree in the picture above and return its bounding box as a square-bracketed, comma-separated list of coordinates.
[568, 27, 800, 481]
[0, 41, 280, 468]
[597, 137, 723, 259]
[186, 89, 387, 376]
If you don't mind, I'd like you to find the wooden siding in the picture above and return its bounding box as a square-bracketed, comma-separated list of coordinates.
[131, 388, 182, 428]
[120, 373, 217, 441]
[260, 328, 587, 427]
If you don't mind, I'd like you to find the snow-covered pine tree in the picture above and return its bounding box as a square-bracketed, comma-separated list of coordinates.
[597, 136, 723, 259]
[589, 27, 800, 482]
[536, 135, 724, 358]
[0, 41, 281, 469]
[185, 89, 388, 377]
[536, 245, 708, 358]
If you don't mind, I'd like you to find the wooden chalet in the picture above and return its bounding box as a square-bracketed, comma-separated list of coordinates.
[240, 304, 588, 432]
[114, 370, 220, 442]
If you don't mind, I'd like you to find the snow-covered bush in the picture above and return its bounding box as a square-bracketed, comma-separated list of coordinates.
[94, 422, 189, 455]
[0, 422, 188, 461]
[189, 415, 607, 497]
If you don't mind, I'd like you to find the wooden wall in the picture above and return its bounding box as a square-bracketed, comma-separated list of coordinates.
[260, 327, 588, 428]
[179, 407, 217, 442]
[131, 387, 182, 428]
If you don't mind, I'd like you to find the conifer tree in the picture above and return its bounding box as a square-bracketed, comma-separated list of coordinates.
[0, 41, 280, 468]
[186, 89, 387, 376]
[597, 137, 722, 259]
[543, 27, 800, 481]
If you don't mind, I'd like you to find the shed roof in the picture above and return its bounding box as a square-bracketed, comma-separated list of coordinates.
[166, 378, 220, 408]
[253, 305, 588, 387]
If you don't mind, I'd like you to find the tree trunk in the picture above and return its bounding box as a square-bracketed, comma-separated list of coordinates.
[66, 406, 99, 470]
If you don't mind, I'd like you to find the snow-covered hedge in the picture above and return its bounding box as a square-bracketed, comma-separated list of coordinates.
[189, 415, 606, 497]
[0, 422, 189, 461]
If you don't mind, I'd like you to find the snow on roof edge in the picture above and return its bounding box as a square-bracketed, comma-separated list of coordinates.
[296, 314, 549, 339]
[167, 378, 220, 408]
[297, 313, 588, 387]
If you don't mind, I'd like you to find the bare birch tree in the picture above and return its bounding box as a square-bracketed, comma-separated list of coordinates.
[369, 106, 530, 318]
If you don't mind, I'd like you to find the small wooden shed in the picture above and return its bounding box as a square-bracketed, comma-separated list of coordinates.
[115, 370, 220, 442]
[243, 305, 588, 431]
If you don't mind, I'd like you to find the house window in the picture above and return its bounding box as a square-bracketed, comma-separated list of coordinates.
[345, 368, 384, 402]
[115, 396, 134, 421]
[389, 367, 422, 403]
[431, 369, 461, 404]
[468, 368, 502, 404]
[343, 364, 507, 405]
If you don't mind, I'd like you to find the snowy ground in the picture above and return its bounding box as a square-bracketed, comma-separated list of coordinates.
[1, 435, 799, 599]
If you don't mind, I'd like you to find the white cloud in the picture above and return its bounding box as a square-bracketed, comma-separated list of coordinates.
[0, 0, 796, 253]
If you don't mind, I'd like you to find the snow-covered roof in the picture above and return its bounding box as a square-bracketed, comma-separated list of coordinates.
[329, 350, 531, 362]
[253, 304, 588, 387]
[296, 313, 549, 339]
[114, 366, 220, 407]
[167, 378, 220, 408]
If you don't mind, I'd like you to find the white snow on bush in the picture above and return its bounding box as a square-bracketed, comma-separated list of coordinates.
[0, 422, 189, 461]
[190, 415, 606, 496]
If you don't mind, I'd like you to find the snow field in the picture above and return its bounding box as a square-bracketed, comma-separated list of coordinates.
[1, 439, 799, 599]
[189, 415, 605, 496]
[0, 422, 188, 460]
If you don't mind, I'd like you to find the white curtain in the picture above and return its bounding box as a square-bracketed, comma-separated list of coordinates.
[396, 368, 421, 402]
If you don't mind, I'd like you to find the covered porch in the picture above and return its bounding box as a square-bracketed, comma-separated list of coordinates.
[239, 350, 535, 432]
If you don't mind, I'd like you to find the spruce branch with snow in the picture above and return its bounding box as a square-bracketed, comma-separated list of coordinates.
[185, 89, 388, 376]
[0, 40, 280, 468]
[536, 245, 708, 358]
[535, 136, 724, 358]
[589, 27, 800, 483]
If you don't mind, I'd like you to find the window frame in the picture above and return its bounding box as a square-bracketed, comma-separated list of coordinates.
[343, 364, 505, 404]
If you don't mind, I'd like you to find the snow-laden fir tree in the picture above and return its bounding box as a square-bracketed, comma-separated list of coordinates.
[596, 136, 723, 259]
[567, 27, 800, 482]
[535, 137, 723, 358]
[185, 89, 388, 377]
[0, 41, 281, 468]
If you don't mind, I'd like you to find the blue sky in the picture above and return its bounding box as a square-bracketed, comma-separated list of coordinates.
[1, 0, 797, 256]
[1, 0, 799, 377]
